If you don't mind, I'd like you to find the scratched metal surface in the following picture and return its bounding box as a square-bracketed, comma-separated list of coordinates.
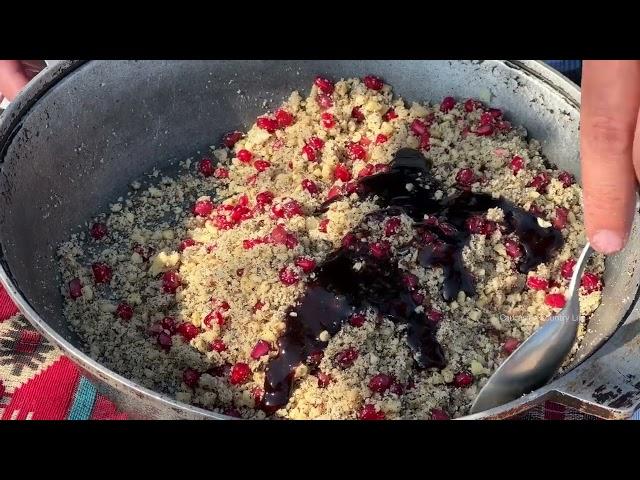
[1, 60, 639, 419]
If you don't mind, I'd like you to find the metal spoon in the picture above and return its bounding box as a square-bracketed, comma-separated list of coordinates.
[469, 242, 593, 414]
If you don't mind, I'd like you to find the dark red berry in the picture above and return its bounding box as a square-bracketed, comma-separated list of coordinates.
[211, 339, 227, 352]
[383, 109, 398, 121]
[177, 322, 199, 341]
[504, 239, 522, 258]
[275, 109, 294, 128]
[69, 278, 83, 299]
[527, 276, 548, 291]
[162, 271, 181, 293]
[581, 272, 602, 293]
[351, 106, 365, 122]
[502, 337, 521, 355]
[430, 409, 450, 420]
[359, 404, 385, 420]
[183, 368, 200, 388]
[545, 293, 566, 309]
[561, 259, 576, 280]
[440, 96, 456, 112]
[558, 171, 575, 188]
[115, 302, 133, 321]
[301, 179, 319, 195]
[222, 131, 243, 148]
[527, 172, 551, 193]
[553, 207, 569, 230]
[237, 149, 253, 163]
[314, 76, 334, 94]
[250, 340, 271, 360]
[454, 371, 474, 388]
[334, 347, 359, 369]
[363, 75, 384, 91]
[256, 116, 278, 133]
[369, 374, 393, 393]
[90, 222, 108, 240]
[318, 218, 329, 233]
[279, 266, 299, 285]
[198, 158, 214, 177]
[193, 199, 214, 217]
[334, 164, 352, 182]
[455, 168, 476, 187]
[91, 262, 112, 284]
[256, 191, 274, 206]
[229, 362, 251, 385]
[346, 142, 367, 161]
[510, 155, 524, 174]
[294, 256, 316, 273]
[349, 313, 366, 327]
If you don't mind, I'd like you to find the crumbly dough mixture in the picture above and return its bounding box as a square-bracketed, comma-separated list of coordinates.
[58, 76, 604, 419]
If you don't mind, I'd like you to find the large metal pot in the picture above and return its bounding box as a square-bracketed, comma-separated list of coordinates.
[2, 60, 640, 419]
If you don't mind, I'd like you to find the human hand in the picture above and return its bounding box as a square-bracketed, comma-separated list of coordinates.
[0, 60, 44, 103]
[580, 60, 640, 254]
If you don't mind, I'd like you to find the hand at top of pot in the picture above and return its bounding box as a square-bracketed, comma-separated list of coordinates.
[0, 60, 44, 103]
[580, 60, 640, 255]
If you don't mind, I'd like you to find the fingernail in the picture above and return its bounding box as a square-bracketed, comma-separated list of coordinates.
[591, 230, 624, 254]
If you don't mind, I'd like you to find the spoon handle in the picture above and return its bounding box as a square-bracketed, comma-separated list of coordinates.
[567, 242, 593, 296]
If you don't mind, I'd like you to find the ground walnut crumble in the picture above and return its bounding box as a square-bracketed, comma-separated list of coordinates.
[58, 75, 605, 419]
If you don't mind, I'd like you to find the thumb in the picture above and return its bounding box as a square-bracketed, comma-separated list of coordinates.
[0, 60, 31, 101]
